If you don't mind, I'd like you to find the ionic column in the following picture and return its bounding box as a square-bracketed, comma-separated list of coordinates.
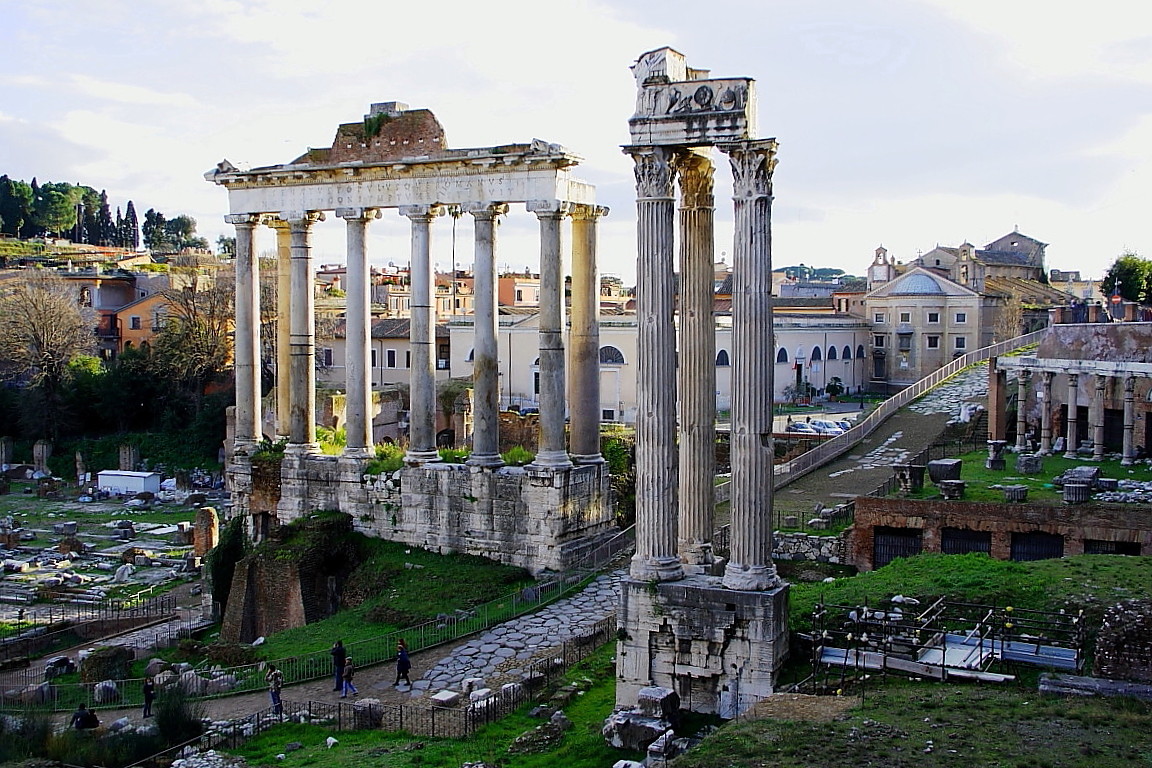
[337, 208, 380, 459]
[1092, 375, 1107, 461]
[527, 199, 573, 470]
[1015, 370, 1031, 452]
[625, 146, 683, 583]
[402, 205, 443, 464]
[466, 202, 508, 468]
[720, 139, 781, 592]
[1122, 376, 1136, 465]
[569, 204, 609, 464]
[227, 214, 263, 451]
[269, 220, 292, 439]
[1063, 373, 1079, 459]
[674, 151, 716, 567]
[283, 211, 324, 453]
[1039, 371, 1054, 454]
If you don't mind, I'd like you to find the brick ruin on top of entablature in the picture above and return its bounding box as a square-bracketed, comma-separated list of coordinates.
[292, 102, 450, 165]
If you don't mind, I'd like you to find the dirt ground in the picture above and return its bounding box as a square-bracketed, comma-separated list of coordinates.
[739, 693, 856, 722]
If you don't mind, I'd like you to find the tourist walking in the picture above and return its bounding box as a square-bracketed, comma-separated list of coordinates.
[142, 677, 156, 718]
[394, 639, 412, 687]
[341, 657, 358, 697]
[265, 663, 284, 715]
[330, 640, 347, 691]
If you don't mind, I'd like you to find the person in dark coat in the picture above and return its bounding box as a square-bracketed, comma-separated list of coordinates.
[330, 640, 347, 692]
[71, 703, 99, 730]
[142, 677, 156, 717]
[341, 657, 357, 698]
[394, 639, 412, 686]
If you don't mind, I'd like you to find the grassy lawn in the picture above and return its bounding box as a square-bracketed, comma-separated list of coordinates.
[230, 643, 646, 768]
[900, 450, 1152, 504]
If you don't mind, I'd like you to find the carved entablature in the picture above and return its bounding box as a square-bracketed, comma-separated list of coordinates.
[626, 147, 678, 200]
[629, 48, 756, 147]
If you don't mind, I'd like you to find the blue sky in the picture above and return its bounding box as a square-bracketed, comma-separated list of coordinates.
[2, 0, 1150, 283]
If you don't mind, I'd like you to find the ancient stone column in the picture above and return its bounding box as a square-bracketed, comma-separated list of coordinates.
[1039, 371, 1054, 455]
[1015, 370, 1031, 452]
[338, 208, 380, 458]
[720, 139, 781, 592]
[674, 151, 716, 566]
[1063, 373, 1079, 459]
[569, 204, 609, 464]
[1092, 374, 1107, 461]
[466, 202, 508, 468]
[284, 211, 324, 453]
[0, 436, 12, 468]
[626, 146, 683, 583]
[402, 204, 443, 464]
[227, 213, 263, 450]
[1122, 375, 1136, 465]
[527, 199, 573, 470]
[987, 358, 1007, 441]
[269, 219, 292, 439]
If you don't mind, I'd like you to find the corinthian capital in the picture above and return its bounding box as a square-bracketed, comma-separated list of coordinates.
[720, 139, 778, 199]
[673, 150, 715, 209]
[625, 146, 677, 199]
[399, 204, 445, 221]
[278, 211, 326, 228]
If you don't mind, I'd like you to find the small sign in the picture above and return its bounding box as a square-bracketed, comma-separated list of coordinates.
[1111, 294, 1122, 304]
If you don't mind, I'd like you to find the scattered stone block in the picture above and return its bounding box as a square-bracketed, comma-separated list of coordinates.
[927, 459, 962, 484]
[1016, 454, 1044, 474]
[938, 480, 966, 500]
[1063, 483, 1091, 504]
[430, 689, 461, 707]
[469, 687, 493, 702]
[1002, 485, 1029, 503]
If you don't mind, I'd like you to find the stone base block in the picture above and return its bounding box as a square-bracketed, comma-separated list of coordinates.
[616, 574, 788, 719]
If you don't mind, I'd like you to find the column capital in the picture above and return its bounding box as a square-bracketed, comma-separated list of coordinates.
[624, 145, 678, 199]
[526, 199, 572, 218]
[465, 202, 510, 219]
[400, 204, 445, 221]
[335, 207, 381, 221]
[225, 213, 266, 227]
[1125, 375, 1137, 392]
[672, 151, 715, 209]
[278, 211, 326, 227]
[570, 204, 610, 221]
[719, 139, 779, 199]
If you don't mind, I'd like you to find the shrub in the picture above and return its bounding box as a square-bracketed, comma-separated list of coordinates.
[155, 685, 205, 745]
[365, 442, 405, 475]
[502, 445, 535, 466]
[439, 447, 470, 463]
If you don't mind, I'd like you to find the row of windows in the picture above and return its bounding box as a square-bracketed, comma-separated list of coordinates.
[466, 345, 864, 368]
[873, 335, 967, 351]
[319, 349, 414, 368]
[874, 311, 968, 324]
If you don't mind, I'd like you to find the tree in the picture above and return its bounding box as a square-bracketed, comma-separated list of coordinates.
[1102, 252, 1152, 304]
[142, 208, 170, 251]
[216, 234, 236, 256]
[123, 201, 140, 249]
[149, 271, 234, 414]
[96, 190, 115, 246]
[0, 176, 34, 237]
[993, 294, 1025, 342]
[0, 271, 96, 438]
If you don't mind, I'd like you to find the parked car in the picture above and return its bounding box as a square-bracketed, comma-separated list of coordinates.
[809, 419, 845, 435]
[835, 420, 853, 431]
[785, 422, 820, 435]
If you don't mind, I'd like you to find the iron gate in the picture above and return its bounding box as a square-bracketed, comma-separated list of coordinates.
[1010, 531, 1064, 561]
[873, 526, 923, 568]
[941, 527, 992, 555]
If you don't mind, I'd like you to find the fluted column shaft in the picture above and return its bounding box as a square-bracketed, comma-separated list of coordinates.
[528, 201, 573, 469]
[402, 205, 443, 463]
[570, 205, 608, 463]
[675, 151, 716, 566]
[1122, 376, 1136, 465]
[271, 221, 292, 439]
[720, 140, 781, 592]
[228, 214, 262, 450]
[338, 208, 379, 458]
[1040, 371, 1054, 454]
[1063, 373, 1080, 459]
[1092, 375, 1107, 461]
[285, 212, 323, 453]
[467, 203, 507, 467]
[1015, 371, 1030, 452]
[627, 147, 683, 583]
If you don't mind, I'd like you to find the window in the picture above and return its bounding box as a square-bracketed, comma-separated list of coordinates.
[954, 336, 967, 350]
[873, 335, 886, 348]
[602, 409, 616, 421]
[466, 349, 474, 362]
[827, 346, 838, 361]
[371, 349, 378, 367]
[811, 346, 822, 361]
[927, 312, 939, 324]
[533, 371, 540, 394]
[897, 335, 912, 352]
[842, 345, 852, 360]
[874, 313, 886, 323]
[129, 316, 141, 330]
[955, 312, 967, 323]
[856, 344, 866, 359]
[516, 289, 523, 302]
[899, 312, 911, 323]
[386, 349, 397, 368]
[321, 348, 333, 367]
[600, 346, 625, 365]
[406, 350, 412, 368]
[776, 348, 788, 364]
[927, 335, 940, 349]
[715, 349, 730, 366]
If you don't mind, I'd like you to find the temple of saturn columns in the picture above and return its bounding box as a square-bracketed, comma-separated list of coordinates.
[615, 48, 788, 718]
[205, 102, 614, 575]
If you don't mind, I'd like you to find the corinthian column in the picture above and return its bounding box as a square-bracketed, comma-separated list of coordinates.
[527, 199, 573, 470]
[1064, 373, 1079, 459]
[626, 146, 683, 583]
[1039, 371, 1053, 454]
[402, 205, 443, 464]
[1092, 375, 1107, 461]
[466, 202, 508, 468]
[569, 204, 609, 463]
[283, 211, 324, 453]
[674, 151, 716, 566]
[337, 208, 380, 458]
[719, 139, 781, 592]
[1122, 376, 1136, 465]
[268, 219, 292, 439]
[227, 213, 263, 451]
[1015, 370, 1031, 452]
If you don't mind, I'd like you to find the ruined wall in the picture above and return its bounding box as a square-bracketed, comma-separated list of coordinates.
[773, 532, 844, 563]
[851, 496, 1152, 571]
[220, 557, 305, 643]
[1038, 322, 1152, 363]
[1096, 600, 1152, 683]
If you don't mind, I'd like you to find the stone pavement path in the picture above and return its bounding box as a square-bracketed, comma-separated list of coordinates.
[773, 363, 991, 518]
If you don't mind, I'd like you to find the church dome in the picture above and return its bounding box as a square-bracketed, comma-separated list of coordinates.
[893, 273, 944, 295]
